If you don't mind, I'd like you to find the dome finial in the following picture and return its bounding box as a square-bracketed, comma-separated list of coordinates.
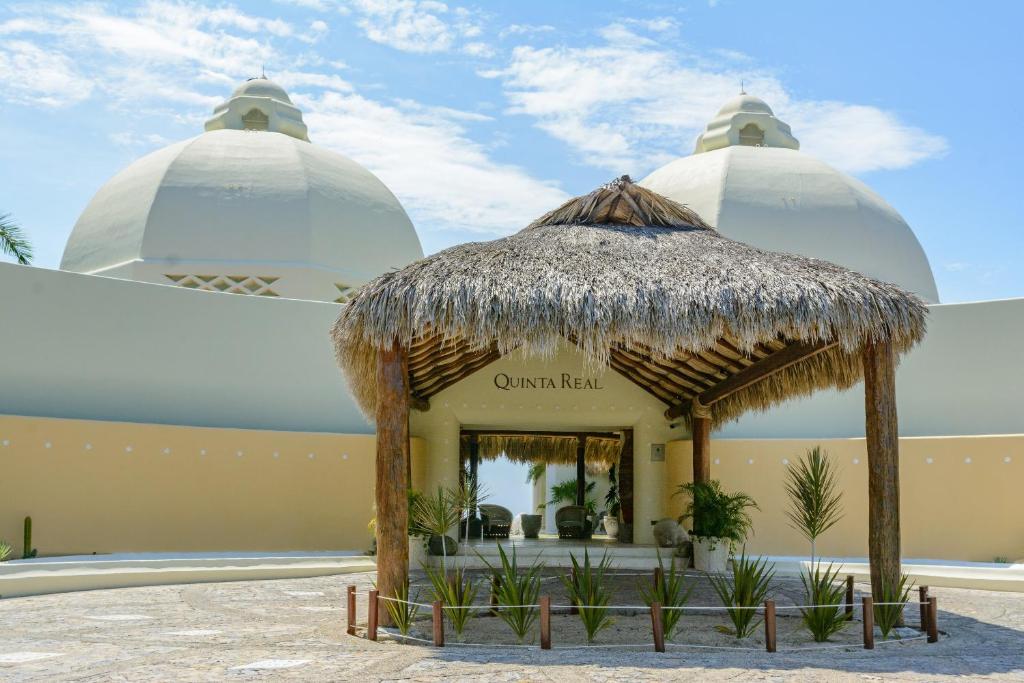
[740, 79, 746, 95]
[693, 93, 799, 154]
[205, 77, 310, 141]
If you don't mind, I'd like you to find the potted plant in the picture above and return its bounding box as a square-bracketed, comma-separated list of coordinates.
[603, 465, 621, 539]
[675, 480, 757, 572]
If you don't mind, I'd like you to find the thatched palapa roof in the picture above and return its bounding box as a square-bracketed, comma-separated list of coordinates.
[460, 434, 623, 473]
[332, 176, 927, 426]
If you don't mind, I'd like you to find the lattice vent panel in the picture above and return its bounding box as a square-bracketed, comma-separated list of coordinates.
[165, 274, 280, 297]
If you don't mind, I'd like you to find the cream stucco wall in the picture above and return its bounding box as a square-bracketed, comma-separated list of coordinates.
[410, 344, 686, 545]
[0, 414, 424, 555]
[665, 436, 1024, 563]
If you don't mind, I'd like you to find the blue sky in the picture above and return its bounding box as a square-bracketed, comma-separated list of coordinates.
[1, 0, 1021, 303]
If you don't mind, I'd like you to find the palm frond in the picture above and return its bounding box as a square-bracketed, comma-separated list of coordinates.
[0, 213, 33, 265]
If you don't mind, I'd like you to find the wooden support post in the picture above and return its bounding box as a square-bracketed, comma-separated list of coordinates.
[764, 599, 777, 653]
[691, 414, 711, 485]
[927, 597, 939, 643]
[653, 566, 664, 592]
[490, 574, 501, 616]
[575, 434, 586, 506]
[845, 575, 855, 617]
[650, 602, 666, 652]
[863, 339, 902, 603]
[919, 586, 929, 631]
[540, 596, 551, 650]
[375, 341, 411, 626]
[432, 600, 445, 647]
[618, 429, 634, 544]
[862, 596, 874, 650]
[346, 585, 356, 636]
[367, 589, 379, 641]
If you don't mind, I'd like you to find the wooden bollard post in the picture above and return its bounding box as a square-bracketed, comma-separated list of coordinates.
[653, 566, 664, 591]
[367, 589, 379, 641]
[764, 599, 777, 653]
[490, 573, 501, 616]
[346, 585, 356, 636]
[432, 600, 445, 647]
[540, 596, 551, 650]
[845, 575, 855, 617]
[919, 586, 929, 631]
[927, 596, 939, 643]
[862, 596, 874, 650]
[650, 602, 666, 653]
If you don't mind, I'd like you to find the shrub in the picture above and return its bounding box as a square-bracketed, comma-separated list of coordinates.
[562, 549, 615, 643]
[674, 480, 757, 543]
[709, 551, 774, 638]
[799, 562, 850, 642]
[639, 550, 693, 638]
[785, 446, 844, 563]
[0, 540, 12, 562]
[383, 580, 421, 636]
[480, 544, 542, 643]
[425, 565, 478, 637]
[874, 573, 913, 638]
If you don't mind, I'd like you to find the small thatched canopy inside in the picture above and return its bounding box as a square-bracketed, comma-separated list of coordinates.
[332, 176, 926, 427]
[460, 433, 622, 473]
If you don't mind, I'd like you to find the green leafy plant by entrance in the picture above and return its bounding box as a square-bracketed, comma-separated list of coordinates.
[605, 464, 621, 517]
[562, 549, 615, 643]
[874, 573, 913, 638]
[425, 565, 478, 637]
[549, 479, 598, 516]
[709, 551, 774, 638]
[383, 580, 421, 636]
[480, 544, 542, 643]
[639, 550, 693, 639]
[799, 562, 851, 642]
[785, 446, 844, 563]
[674, 480, 757, 544]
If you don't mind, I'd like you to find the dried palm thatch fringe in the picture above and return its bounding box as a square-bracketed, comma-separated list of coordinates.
[460, 434, 622, 472]
[332, 176, 927, 427]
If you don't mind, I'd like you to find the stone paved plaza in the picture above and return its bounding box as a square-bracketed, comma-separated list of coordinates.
[2, 571, 1024, 681]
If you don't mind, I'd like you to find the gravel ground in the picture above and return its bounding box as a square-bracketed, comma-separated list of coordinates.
[1, 569, 1023, 681]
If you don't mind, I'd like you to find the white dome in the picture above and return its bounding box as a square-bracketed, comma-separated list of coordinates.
[641, 97, 938, 303]
[61, 79, 423, 303]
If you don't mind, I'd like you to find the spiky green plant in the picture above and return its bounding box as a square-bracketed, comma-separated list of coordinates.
[0, 213, 32, 265]
[0, 540, 12, 562]
[453, 479, 490, 551]
[639, 549, 693, 638]
[480, 544, 542, 643]
[561, 549, 615, 643]
[425, 565, 478, 637]
[383, 580, 421, 636]
[411, 487, 460, 570]
[709, 551, 774, 638]
[874, 573, 913, 638]
[785, 446, 844, 563]
[675, 480, 758, 543]
[799, 562, 850, 642]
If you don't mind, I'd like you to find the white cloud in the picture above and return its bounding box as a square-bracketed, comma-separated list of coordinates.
[499, 23, 554, 39]
[486, 27, 947, 176]
[345, 0, 485, 54]
[0, 40, 93, 107]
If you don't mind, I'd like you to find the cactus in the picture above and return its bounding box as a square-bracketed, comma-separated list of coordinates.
[23, 516, 37, 559]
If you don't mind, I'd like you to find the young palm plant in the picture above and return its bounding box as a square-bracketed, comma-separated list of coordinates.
[799, 562, 851, 642]
[709, 552, 775, 638]
[480, 544, 542, 643]
[411, 486, 461, 571]
[639, 549, 693, 639]
[562, 549, 615, 643]
[785, 446, 844, 564]
[425, 564, 478, 638]
[382, 579, 421, 636]
[874, 573, 913, 638]
[675, 480, 757, 543]
[0, 213, 32, 265]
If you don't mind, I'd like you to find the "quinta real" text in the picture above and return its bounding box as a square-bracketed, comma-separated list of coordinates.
[493, 372, 605, 391]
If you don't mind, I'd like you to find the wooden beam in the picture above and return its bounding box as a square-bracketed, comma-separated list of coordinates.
[375, 339, 410, 627]
[664, 339, 837, 419]
[460, 428, 621, 439]
[863, 338, 901, 603]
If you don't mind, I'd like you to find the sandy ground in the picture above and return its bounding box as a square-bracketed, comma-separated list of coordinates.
[1, 568, 1023, 681]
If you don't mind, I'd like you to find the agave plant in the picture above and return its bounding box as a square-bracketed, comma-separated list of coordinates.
[0, 540, 12, 562]
[562, 549, 615, 643]
[785, 446, 844, 563]
[874, 573, 913, 638]
[480, 544, 542, 643]
[799, 562, 850, 642]
[639, 549, 693, 639]
[425, 564, 478, 637]
[709, 551, 774, 638]
[382, 580, 421, 636]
